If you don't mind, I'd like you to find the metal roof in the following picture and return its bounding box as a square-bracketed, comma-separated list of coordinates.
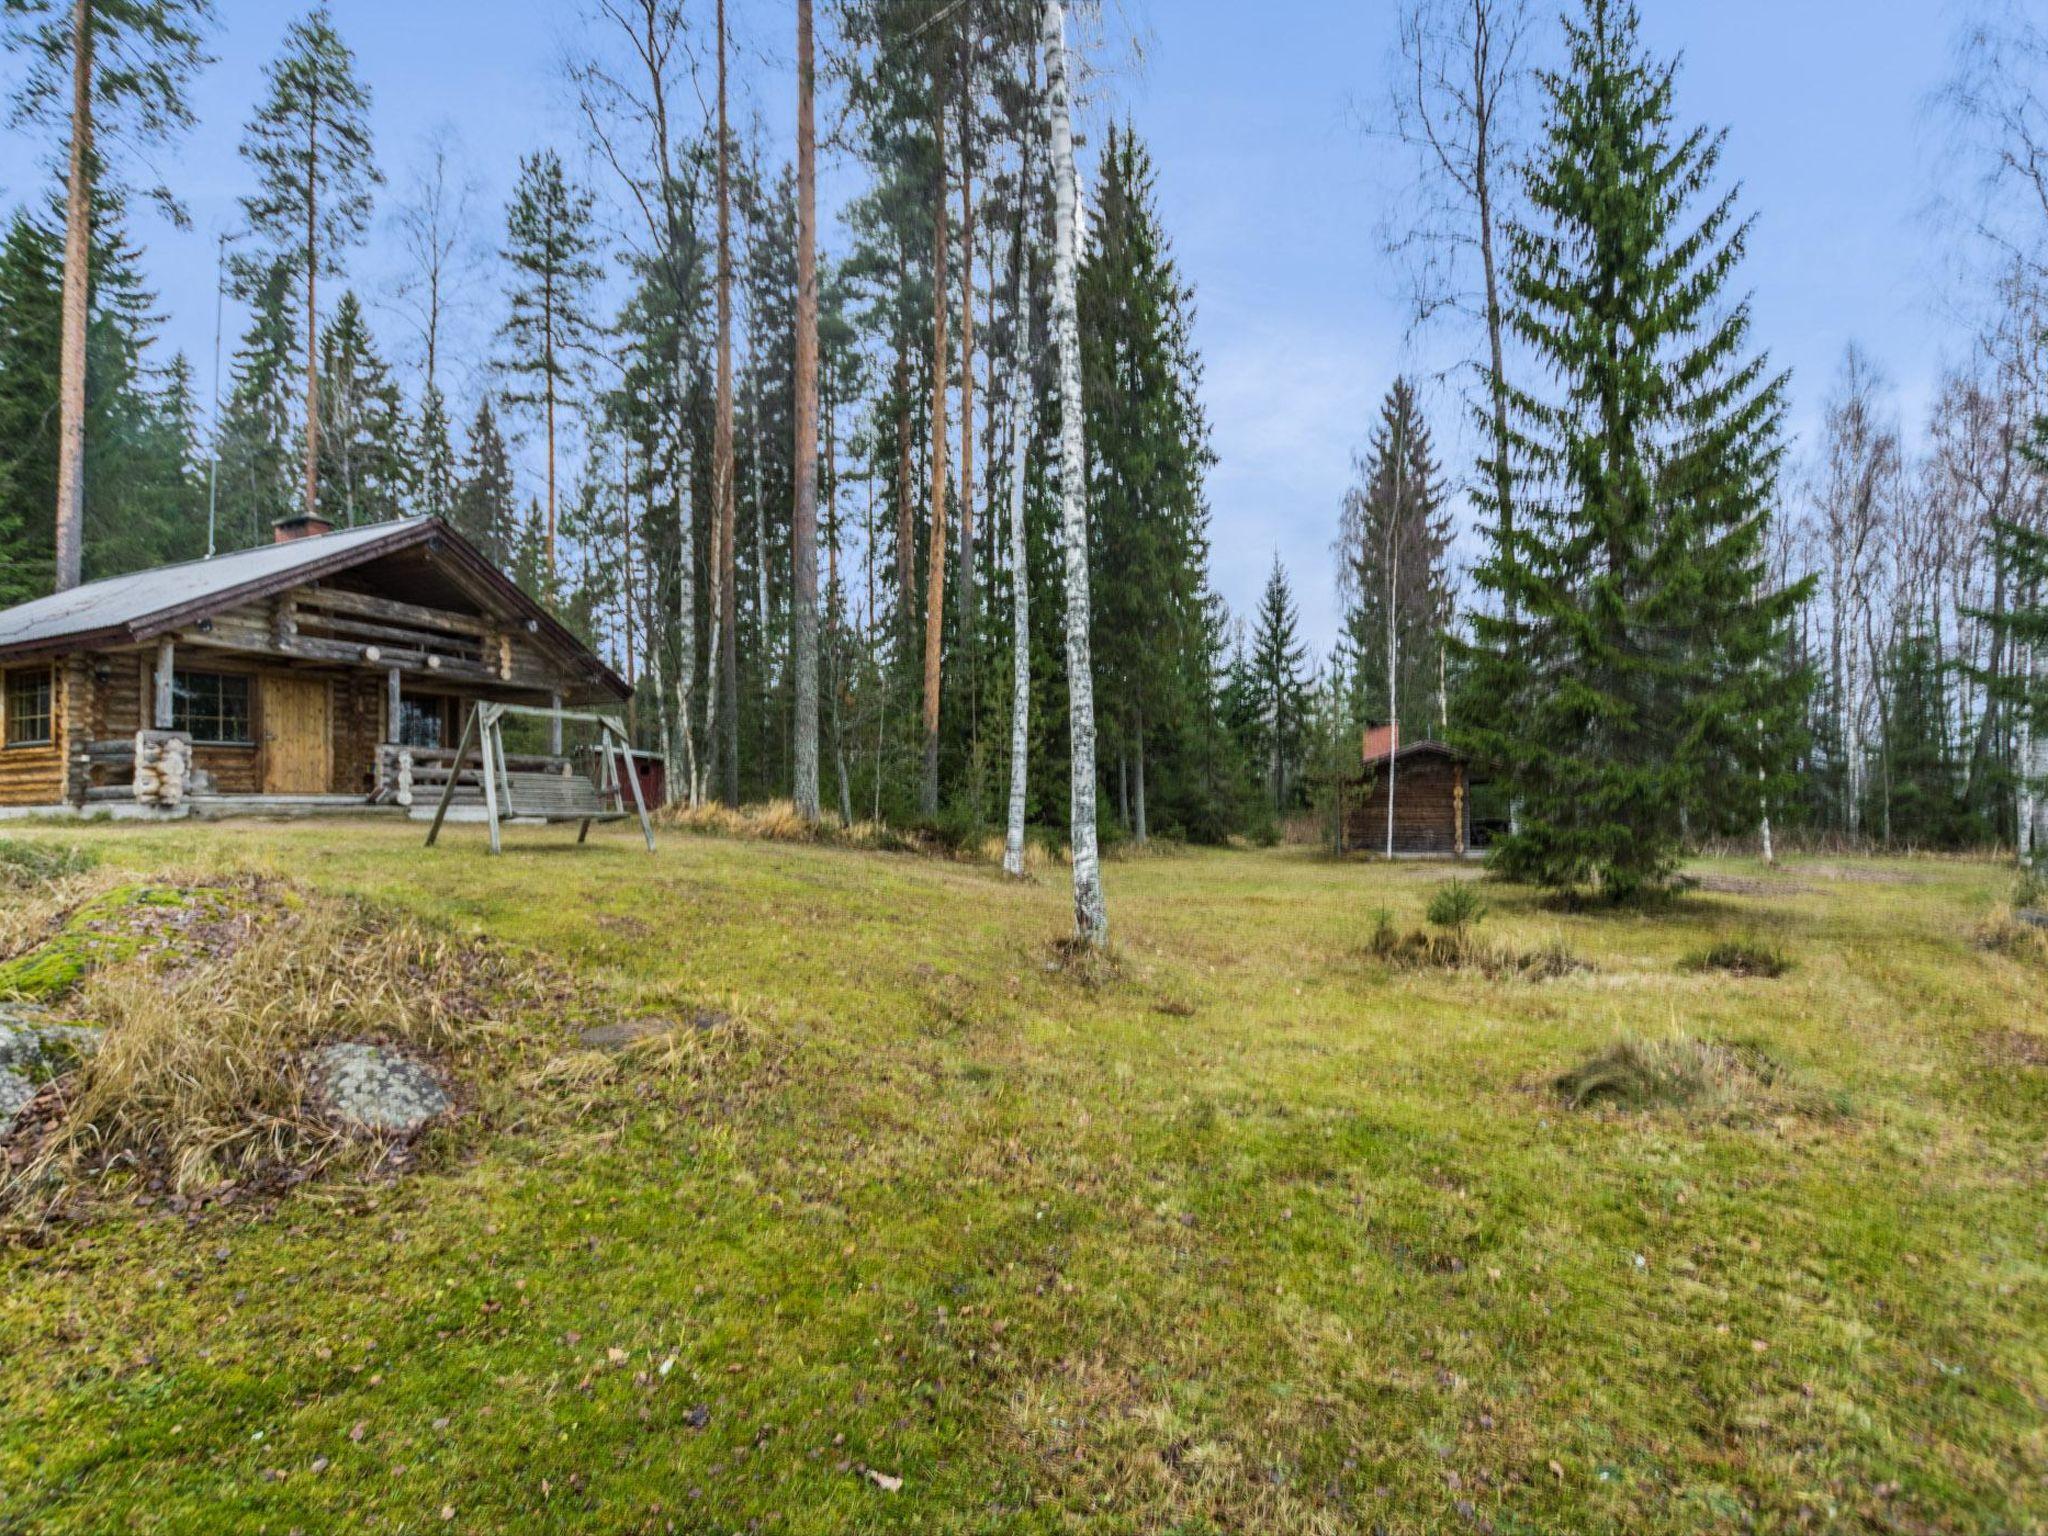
[0, 519, 435, 656]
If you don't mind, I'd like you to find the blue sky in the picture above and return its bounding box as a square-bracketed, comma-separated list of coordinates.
[0, 0, 1973, 651]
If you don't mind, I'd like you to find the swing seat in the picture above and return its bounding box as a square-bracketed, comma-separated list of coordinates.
[424, 701, 656, 855]
[503, 770, 629, 823]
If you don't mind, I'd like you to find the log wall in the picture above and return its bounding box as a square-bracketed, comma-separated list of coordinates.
[1345, 756, 1466, 857]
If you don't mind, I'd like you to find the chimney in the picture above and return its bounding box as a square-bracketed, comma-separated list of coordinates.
[1362, 721, 1401, 765]
[273, 513, 335, 544]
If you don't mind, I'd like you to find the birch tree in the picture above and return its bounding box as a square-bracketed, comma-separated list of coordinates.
[3, 0, 212, 591]
[792, 0, 823, 821]
[1044, 0, 1105, 944]
[712, 0, 739, 805]
[1001, 63, 1037, 878]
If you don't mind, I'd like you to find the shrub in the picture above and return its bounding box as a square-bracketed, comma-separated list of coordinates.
[2013, 866, 2046, 912]
[1425, 880, 1487, 939]
[1681, 936, 1793, 979]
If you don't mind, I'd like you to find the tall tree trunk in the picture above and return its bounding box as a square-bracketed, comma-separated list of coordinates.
[714, 0, 739, 805]
[920, 111, 952, 817]
[894, 344, 915, 636]
[303, 99, 322, 525]
[1134, 709, 1148, 845]
[1045, 0, 1106, 946]
[791, 0, 821, 822]
[1002, 117, 1036, 879]
[955, 37, 978, 661]
[53, 0, 92, 593]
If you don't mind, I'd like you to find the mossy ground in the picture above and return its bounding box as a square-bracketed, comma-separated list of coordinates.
[0, 820, 2042, 1534]
[0, 884, 225, 1001]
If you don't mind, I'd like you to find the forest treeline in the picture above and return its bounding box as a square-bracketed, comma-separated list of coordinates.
[1, 0, 2044, 899]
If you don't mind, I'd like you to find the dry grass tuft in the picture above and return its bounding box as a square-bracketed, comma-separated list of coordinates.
[1977, 907, 2048, 965]
[1555, 1034, 1789, 1115]
[1362, 910, 1586, 981]
[1681, 936, 1795, 978]
[660, 798, 1069, 870]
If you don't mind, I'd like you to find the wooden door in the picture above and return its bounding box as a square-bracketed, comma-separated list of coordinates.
[261, 675, 332, 794]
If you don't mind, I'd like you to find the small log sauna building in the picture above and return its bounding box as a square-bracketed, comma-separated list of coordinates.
[0, 515, 628, 816]
[1341, 724, 1475, 858]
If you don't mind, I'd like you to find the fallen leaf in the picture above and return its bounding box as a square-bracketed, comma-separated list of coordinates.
[867, 1469, 904, 1493]
[348, 1421, 367, 1444]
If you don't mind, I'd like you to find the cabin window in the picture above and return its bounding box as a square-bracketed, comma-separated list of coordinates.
[3, 667, 53, 747]
[396, 695, 446, 750]
[171, 671, 253, 745]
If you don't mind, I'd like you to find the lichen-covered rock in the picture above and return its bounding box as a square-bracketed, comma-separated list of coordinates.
[311, 1043, 451, 1136]
[0, 1068, 33, 1140]
[0, 1002, 102, 1080]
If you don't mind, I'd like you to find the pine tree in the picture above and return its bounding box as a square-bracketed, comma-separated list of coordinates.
[238, 4, 380, 525]
[315, 291, 409, 526]
[496, 148, 601, 582]
[3, 0, 212, 590]
[1455, 0, 1807, 899]
[1250, 556, 1311, 816]
[1337, 377, 1453, 736]
[452, 397, 516, 567]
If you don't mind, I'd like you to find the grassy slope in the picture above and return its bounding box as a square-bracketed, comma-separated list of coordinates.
[0, 822, 2042, 1534]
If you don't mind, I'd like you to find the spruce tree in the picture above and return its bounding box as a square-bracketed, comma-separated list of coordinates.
[496, 148, 601, 583]
[315, 291, 409, 526]
[1080, 123, 1218, 843]
[416, 382, 457, 520]
[213, 258, 300, 551]
[238, 5, 380, 524]
[0, 210, 62, 602]
[0, 199, 204, 594]
[452, 398, 516, 568]
[1250, 556, 1311, 816]
[1337, 376, 1453, 736]
[1455, 0, 1807, 898]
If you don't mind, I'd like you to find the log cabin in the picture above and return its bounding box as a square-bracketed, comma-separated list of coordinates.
[0, 514, 629, 817]
[1341, 723, 1474, 858]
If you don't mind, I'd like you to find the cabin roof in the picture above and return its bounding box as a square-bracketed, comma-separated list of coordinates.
[0, 517, 628, 699]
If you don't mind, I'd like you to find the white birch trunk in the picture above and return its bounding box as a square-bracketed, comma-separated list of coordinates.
[791, 0, 821, 822]
[1044, 0, 1106, 946]
[2023, 633, 2043, 864]
[1002, 168, 1037, 879]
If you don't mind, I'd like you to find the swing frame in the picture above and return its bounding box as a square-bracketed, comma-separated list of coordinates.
[424, 701, 656, 856]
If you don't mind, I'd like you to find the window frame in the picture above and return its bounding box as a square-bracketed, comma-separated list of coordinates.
[169, 669, 255, 748]
[395, 693, 450, 751]
[2, 666, 54, 749]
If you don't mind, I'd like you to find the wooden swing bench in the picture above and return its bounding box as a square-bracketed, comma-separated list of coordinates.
[425, 701, 655, 855]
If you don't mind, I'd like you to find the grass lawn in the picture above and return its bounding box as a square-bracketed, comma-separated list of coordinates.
[0, 819, 2043, 1534]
